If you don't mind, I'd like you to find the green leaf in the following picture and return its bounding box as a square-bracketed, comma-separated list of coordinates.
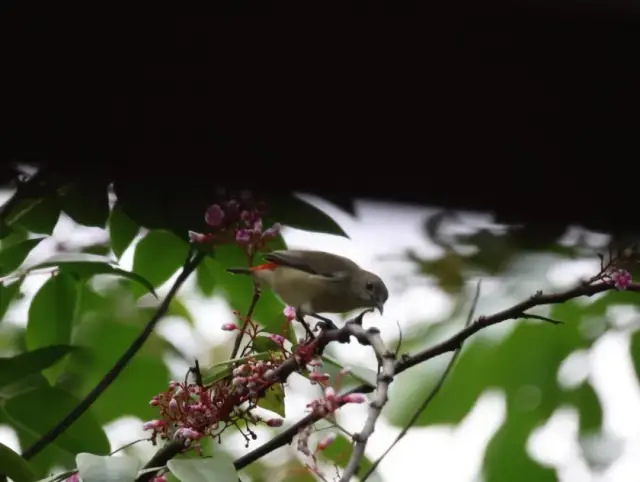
[320, 434, 380, 481]
[29, 253, 156, 297]
[76, 453, 141, 482]
[61, 291, 170, 424]
[108, 203, 140, 259]
[0, 441, 37, 482]
[131, 230, 189, 298]
[26, 273, 79, 383]
[57, 183, 110, 228]
[195, 257, 216, 296]
[265, 194, 348, 237]
[8, 198, 61, 235]
[0, 345, 76, 388]
[483, 421, 556, 482]
[0, 278, 24, 322]
[0, 237, 45, 277]
[3, 387, 110, 456]
[252, 336, 283, 354]
[258, 382, 286, 417]
[213, 240, 289, 335]
[564, 382, 602, 435]
[168, 454, 238, 482]
[321, 355, 377, 388]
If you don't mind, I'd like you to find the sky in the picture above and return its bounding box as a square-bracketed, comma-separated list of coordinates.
[1, 192, 640, 481]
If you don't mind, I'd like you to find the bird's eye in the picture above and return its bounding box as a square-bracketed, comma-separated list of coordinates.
[365, 282, 374, 291]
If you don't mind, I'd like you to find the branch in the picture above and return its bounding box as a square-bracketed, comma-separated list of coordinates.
[360, 281, 482, 481]
[338, 322, 396, 482]
[230, 285, 261, 360]
[234, 280, 639, 471]
[22, 249, 205, 460]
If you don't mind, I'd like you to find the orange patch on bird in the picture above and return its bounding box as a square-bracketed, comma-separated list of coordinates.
[251, 262, 278, 271]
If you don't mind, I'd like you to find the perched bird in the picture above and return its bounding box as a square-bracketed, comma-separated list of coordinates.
[226, 249, 389, 329]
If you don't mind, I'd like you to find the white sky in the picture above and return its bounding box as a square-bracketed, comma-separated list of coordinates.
[1, 192, 640, 482]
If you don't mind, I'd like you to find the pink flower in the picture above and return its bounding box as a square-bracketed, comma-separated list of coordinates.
[253, 218, 263, 232]
[143, 419, 166, 431]
[266, 418, 284, 427]
[66, 474, 81, 482]
[341, 393, 367, 404]
[316, 432, 337, 452]
[222, 323, 238, 332]
[269, 334, 285, 346]
[284, 306, 297, 320]
[175, 427, 202, 440]
[151, 476, 168, 482]
[612, 269, 632, 290]
[205, 204, 225, 227]
[235, 229, 252, 243]
[188, 231, 210, 243]
[310, 372, 330, 382]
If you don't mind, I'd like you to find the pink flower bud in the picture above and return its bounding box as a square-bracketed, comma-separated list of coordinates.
[66, 474, 81, 482]
[316, 432, 337, 451]
[269, 334, 285, 345]
[188, 231, 209, 243]
[342, 393, 367, 404]
[284, 305, 297, 320]
[151, 475, 168, 482]
[142, 420, 165, 431]
[310, 372, 330, 382]
[253, 218, 263, 232]
[205, 204, 225, 227]
[307, 358, 323, 367]
[241, 210, 251, 221]
[168, 398, 178, 411]
[324, 386, 336, 399]
[235, 229, 252, 243]
[339, 367, 351, 376]
[266, 418, 284, 427]
[222, 323, 237, 331]
[149, 396, 159, 406]
[175, 428, 202, 440]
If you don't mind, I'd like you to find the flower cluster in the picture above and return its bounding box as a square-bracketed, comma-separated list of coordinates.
[188, 190, 281, 257]
[607, 268, 632, 290]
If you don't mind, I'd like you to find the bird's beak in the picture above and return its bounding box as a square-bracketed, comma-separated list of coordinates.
[376, 301, 384, 316]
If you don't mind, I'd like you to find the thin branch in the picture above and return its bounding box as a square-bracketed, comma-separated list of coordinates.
[230, 285, 261, 360]
[22, 249, 205, 460]
[233, 280, 639, 470]
[338, 323, 396, 482]
[360, 281, 482, 481]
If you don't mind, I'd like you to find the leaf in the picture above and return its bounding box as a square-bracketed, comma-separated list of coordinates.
[131, 230, 189, 298]
[564, 382, 602, 435]
[320, 434, 381, 481]
[212, 240, 289, 335]
[57, 182, 110, 228]
[29, 253, 156, 297]
[0, 441, 37, 482]
[195, 257, 216, 296]
[265, 194, 348, 237]
[76, 453, 141, 482]
[321, 354, 377, 388]
[0, 278, 24, 322]
[483, 420, 556, 482]
[3, 387, 110, 456]
[26, 273, 79, 383]
[0, 237, 45, 277]
[252, 336, 283, 354]
[258, 382, 286, 417]
[0, 345, 76, 388]
[168, 454, 238, 482]
[8, 197, 61, 235]
[108, 203, 140, 259]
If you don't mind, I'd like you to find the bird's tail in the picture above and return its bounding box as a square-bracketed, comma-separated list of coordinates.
[226, 267, 253, 275]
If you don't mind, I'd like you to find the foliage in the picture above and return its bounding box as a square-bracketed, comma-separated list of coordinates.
[0, 175, 637, 482]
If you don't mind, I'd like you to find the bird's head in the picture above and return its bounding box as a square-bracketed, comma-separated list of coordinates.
[352, 270, 389, 315]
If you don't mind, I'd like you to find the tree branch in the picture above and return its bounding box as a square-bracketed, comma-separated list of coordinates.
[338, 323, 396, 482]
[360, 281, 482, 481]
[22, 249, 205, 460]
[233, 280, 639, 472]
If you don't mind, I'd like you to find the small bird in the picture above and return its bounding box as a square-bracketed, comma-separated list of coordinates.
[226, 249, 389, 329]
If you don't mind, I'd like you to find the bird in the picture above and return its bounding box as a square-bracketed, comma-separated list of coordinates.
[226, 249, 389, 331]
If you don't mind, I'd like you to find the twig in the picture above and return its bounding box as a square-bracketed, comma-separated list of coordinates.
[233, 280, 639, 470]
[360, 281, 482, 481]
[338, 324, 395, 482]
[22, 249, 205, 460]
[230, 285, 261, 360]
[519, 313, 563, 325]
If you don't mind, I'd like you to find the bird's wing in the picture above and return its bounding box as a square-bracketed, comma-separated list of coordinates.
[264, 250, 359, 279]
